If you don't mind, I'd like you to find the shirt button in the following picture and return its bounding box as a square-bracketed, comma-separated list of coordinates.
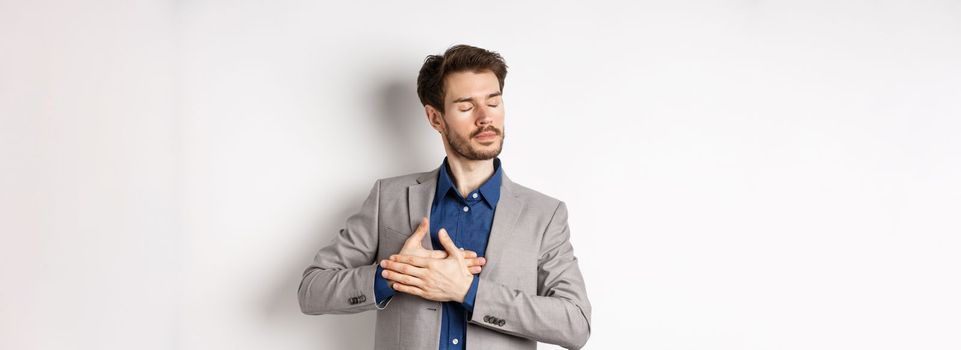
[452, 338, 459, 345]
[472, 193, 478, 199]
[463, 206, 469, 212]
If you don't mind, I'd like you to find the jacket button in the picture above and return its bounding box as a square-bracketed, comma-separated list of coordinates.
[483, 315, 491, 322]
[497, 319, 506, 326]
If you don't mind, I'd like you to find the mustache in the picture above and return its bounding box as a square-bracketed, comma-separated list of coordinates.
[471, 126, 501, 138]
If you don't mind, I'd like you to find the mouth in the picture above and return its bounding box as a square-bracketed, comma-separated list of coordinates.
[474, 131, 497, 141]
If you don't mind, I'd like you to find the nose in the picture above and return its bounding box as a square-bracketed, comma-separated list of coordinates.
[476, 106, 491, 126]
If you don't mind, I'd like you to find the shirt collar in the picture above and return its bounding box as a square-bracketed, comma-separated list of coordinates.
[435, 156, 503, 208]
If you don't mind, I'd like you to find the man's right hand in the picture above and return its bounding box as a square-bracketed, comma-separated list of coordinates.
[395, 217, 487, 274]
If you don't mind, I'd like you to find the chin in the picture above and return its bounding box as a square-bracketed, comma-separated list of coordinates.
[473, 145, 500, 154]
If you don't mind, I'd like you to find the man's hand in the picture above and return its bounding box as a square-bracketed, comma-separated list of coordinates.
[380, 227, 476, 303]
[395, 217, 486, 274]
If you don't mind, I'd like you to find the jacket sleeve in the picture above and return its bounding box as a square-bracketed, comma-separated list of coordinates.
[298, 179, 383, 315]
[468, 201, 592, 349]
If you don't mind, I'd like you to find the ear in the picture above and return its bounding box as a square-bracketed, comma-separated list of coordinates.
[425, 105, 445, 133]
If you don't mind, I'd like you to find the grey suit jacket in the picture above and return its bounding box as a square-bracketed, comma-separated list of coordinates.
[298, 166, 592, 349]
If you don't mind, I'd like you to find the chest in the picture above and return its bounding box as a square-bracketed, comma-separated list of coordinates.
[428, 195, 496, 255]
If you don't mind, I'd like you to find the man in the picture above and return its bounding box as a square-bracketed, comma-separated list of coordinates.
[298, 44, 591, 350]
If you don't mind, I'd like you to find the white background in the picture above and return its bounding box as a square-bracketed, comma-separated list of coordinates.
[2, 1, 959, 349]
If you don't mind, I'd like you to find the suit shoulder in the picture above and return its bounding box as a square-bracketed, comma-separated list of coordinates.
[510, 181, 564, 212]
[374, 170, 433, 193]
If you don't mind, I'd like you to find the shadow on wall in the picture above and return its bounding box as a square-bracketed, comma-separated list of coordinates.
[259, 73, 431, 349]
[375, 73, 436, 172]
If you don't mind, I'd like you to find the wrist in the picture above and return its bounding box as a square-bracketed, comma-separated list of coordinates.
[455, 275, 474, 303]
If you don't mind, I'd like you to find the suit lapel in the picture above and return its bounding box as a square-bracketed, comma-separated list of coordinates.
[481, 172, 524, 274]
[408, 169, 438, 249]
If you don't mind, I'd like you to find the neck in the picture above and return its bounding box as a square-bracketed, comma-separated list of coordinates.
[445, 153, 495, 198]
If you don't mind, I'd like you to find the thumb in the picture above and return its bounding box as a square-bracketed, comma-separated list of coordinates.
[407, 217, 429, 246]
[438, 228, 461, 258]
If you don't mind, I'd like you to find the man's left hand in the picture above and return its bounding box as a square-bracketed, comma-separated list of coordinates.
[380, 228, 475, 303]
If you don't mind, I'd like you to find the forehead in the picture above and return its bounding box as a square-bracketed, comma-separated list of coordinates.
[443, 70, 500, 101]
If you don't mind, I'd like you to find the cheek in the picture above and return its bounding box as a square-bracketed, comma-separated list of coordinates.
[440, 119, 468, 137]
[492, 108, 505, 121]
[489, 111, 505, 127]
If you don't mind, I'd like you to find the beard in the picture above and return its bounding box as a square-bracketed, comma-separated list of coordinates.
[442, 119, 505, 161]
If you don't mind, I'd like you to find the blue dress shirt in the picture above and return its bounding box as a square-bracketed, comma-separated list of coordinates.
[374, 156, 503, 349]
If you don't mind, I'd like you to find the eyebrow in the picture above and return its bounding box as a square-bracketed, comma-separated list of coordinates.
[452, 91, 502, 104]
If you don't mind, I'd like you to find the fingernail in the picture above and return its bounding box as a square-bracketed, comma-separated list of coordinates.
[380, 260, 387, 267]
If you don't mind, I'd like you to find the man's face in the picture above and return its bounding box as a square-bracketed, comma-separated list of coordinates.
[428, 70, 505, 161]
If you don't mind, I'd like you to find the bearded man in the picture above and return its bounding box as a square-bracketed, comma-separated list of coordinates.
[298, 44, 592, 350]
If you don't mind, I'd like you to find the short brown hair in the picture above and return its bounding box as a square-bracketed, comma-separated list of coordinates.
[416, 44, 508, 112]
